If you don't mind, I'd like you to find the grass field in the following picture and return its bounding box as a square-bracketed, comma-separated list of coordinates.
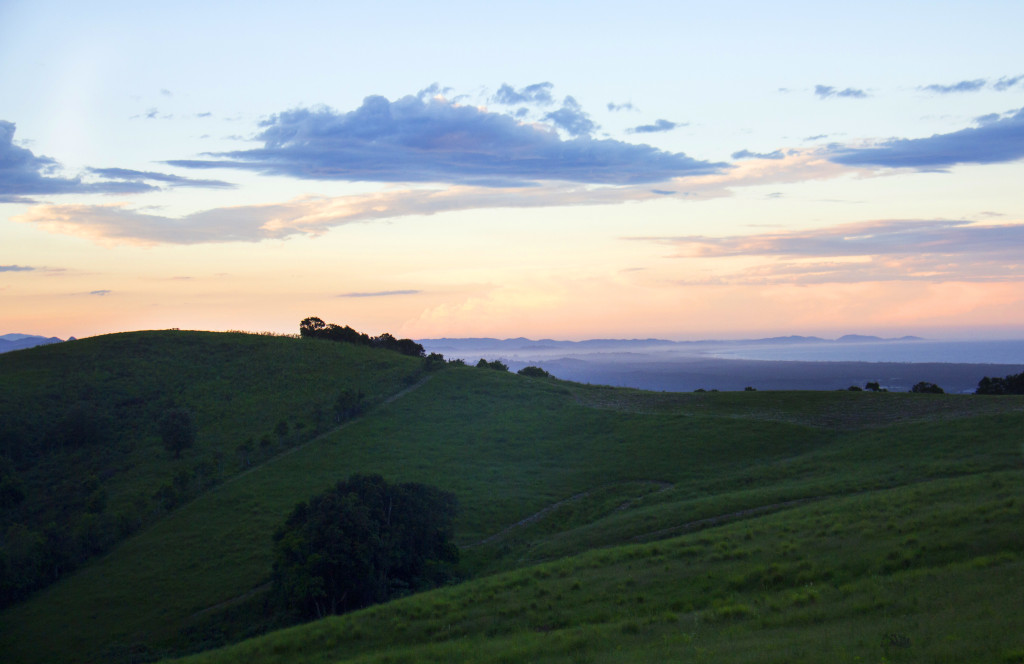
[1, 331, 1021, 663]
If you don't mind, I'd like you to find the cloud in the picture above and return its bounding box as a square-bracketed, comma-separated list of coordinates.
[994, 75, 1024, 91]
[634, 219, 1024, 284]
[607, 102, 634, 112]
[89, 290, 111, 296]
[921, 79, 987, 94]
[731, 149, 785, 160]
[168, 93, 723, 186]
[339, 290, 421, 298]
[830, 107, 1024, 169]
[491, 82, 554, 106]
[12, 185, 654, 245]
[1, 121, 158, 198]
[87, 167, 234, 189]
[16, 175, 725, 246]
[628, 119, 681, 134]
[0, 265, 35, 272]
[543, 96, 596, 137]
[17, 150, 856, 246]
[814, 85, 867, 99]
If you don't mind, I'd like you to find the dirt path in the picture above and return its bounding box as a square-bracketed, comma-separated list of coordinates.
[222, 374, 433, 488]
[629, 497, 813, 543]
[188, 375, 433, 620]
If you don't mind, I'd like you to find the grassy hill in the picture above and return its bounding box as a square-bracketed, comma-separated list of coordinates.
[0, 331, 424, 610]
[1, 331, 1022, 663]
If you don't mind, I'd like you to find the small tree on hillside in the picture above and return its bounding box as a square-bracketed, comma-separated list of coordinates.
[158, 407, 197, 458]
[911, 381, 944, 394]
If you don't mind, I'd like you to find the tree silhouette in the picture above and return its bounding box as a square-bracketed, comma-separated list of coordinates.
[272, 474, 458, 619]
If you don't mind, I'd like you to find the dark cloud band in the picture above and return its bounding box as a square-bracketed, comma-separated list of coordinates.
[830, 107, 1024, 169]
[167, 94, 725, 186]
[0, 120, 231, 197]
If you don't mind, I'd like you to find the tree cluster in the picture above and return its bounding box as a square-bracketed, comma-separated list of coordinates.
[299, 317, 425, 358]
[975, 370, 1024, 395]
[271, 474, 459, 620]
[911, 381, 945, 394]
[476, 358, 508, 371]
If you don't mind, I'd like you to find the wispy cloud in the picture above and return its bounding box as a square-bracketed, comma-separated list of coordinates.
[607, 101, 634, 112]
[814, 85, 868, 99]
[634, 219, 1024, 284]
[920, 76, 1023, 93]
[830, 107, 1024, 169]
[0, 265, 35, 272]
[921, 79, 987, 94]
[339, 290, 421, 298]
[167, 92, 724, 186]
[15, 150, 856, 246]
[87, 167, 234, 189]
[89, 289, 111, 296]
[731, 149, 785, 160]
[994, 75, 1024, 91]
[491, 82, 554, 106]
[542, 96, 596, 137]
[13, 185, 662, 245]
[1, 121, 158, 198]
[628, 119, 682, 134]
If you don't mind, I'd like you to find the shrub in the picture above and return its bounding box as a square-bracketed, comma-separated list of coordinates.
[517, 366, 550, 378]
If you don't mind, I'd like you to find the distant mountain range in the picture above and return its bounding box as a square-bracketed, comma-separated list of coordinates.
[0, 333, 66, 354]
[418, 334, 924, 352]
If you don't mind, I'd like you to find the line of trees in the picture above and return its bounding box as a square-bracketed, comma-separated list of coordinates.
[975, 370, 1024, 395]
[299, 317, 425, 358]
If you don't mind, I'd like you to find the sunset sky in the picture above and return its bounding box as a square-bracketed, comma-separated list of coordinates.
[3, 1, 1024, 341]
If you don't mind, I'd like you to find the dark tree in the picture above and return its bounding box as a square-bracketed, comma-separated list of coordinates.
[158, 407, 197, 458]
[517, 366, 550, 378]
[334, 389, 366, 422]
[299, 317, 327, 338]
[271, 474, 458, 619]
[865, 381, 882, 392]
[911, 381, 944, 394]
[423, 352, 446, 371]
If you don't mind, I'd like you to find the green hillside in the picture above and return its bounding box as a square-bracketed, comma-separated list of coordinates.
[0, 331, 424, 610]
[1, 331, 1022, 663]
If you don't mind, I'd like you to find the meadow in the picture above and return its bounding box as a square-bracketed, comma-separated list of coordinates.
[0, 331, 1021, 663]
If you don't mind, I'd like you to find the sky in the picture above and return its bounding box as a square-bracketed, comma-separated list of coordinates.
[3, 0, 1024, 341]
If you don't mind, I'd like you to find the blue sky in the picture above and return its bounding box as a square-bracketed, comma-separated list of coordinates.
[2, 0, 1024, 339]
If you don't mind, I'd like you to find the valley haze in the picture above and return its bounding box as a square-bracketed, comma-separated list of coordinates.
[421, 335, 1024, 393]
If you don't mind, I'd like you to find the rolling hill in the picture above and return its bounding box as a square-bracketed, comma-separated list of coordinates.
[0, 331, 1022, 663]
